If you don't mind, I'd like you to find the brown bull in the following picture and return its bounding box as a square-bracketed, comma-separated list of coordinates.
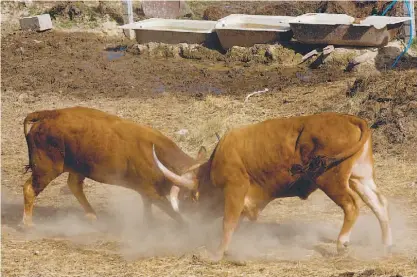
[22, 106, 206, 227]
[153, 112, 392, 260]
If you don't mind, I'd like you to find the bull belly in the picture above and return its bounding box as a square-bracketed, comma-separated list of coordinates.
[274, 178, 318, 199]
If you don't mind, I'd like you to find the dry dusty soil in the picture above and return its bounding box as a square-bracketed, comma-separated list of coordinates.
[1, 28, 417, 277]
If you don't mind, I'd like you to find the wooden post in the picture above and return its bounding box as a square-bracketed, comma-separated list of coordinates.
[122, 0, 135, 40]
[404, 0, 415, 41]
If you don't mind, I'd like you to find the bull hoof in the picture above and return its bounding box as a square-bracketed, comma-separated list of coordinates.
[84, 213, 97, 223]
[18, 220, 36, 231]
[227, 258, 247, 266]
[384, 245, 394, 256]
[207, 251, 224, 263]
[336, 241, 349, 256]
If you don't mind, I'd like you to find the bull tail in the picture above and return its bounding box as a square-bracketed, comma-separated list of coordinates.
[23, 110, 58, 137]
[331, 115, 370, 163]
[23, 110, 59, 173]
[290, 116, 371, 178]
[319, 116, 370, 171]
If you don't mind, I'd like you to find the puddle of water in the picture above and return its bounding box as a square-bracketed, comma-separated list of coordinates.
[105, 52, 125, 61]
[104, 45, 128, 61]
[187, 82, 222, 95]
[105, 45, 128, 52]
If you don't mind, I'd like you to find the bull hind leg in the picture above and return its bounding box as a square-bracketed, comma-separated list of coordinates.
[337, 188, 362, 253]
[319, 175, 361, 254]
[22, 176, 36, 227]
[350, 178, 392, 253]
[67, 173, 97, 222]
[22, 170, 61, 227]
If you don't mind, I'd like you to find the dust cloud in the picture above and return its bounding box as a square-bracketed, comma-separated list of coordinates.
[2, 185, 416, 261]
[1, 186, 100, 241]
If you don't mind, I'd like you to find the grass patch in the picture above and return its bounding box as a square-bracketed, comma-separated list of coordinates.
[411, 37, 417, 51]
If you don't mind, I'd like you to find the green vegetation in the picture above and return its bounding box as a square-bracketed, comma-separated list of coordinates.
[411, 37, 417, 51]
[27, 6, 42, 16]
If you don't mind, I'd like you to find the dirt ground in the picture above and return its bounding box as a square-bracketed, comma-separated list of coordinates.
[1, 2, 417, 277]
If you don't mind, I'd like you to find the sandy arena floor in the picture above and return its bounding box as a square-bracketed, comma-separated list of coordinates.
[1, 28, 417, 277]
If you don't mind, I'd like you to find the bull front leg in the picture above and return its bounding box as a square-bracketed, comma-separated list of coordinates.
[211, 179, 248, 261]
[142, 197, 154, 227]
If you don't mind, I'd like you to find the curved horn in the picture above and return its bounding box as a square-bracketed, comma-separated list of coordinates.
[152, 144, 195, 189]
[215, 132, 220, 141]
[186, 163, 202, 172]
[169, 186, 180, 212]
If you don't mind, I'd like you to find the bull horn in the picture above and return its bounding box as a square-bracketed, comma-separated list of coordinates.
[186, 163, 201, 172]
[152, 144, 195, 189]
[215, 132, 220, 141]
[169, 186, 180, 212]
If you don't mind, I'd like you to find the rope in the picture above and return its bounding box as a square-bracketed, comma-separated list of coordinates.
[381, 0, 414, 68]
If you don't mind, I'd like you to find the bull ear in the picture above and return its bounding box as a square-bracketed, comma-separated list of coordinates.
[197, 146, 207, 161]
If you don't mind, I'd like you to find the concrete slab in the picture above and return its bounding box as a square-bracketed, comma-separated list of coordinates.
[19, 14, 53, 31]
[141, 0, 189, 19]
[120, 18, 217, 44]
[215, 14, 294, 50]
[289, 13, 411, 47]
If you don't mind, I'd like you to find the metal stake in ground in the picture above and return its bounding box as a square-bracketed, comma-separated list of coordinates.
[122, 0, 134, 40]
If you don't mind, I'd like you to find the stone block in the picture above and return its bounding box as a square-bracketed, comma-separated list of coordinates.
[20, 14, 52, 31]
[142, 0, 190, 19]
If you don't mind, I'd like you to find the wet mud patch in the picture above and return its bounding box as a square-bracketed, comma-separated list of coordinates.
[1, 30, 351, 100]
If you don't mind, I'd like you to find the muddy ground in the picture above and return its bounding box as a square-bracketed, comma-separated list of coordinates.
[1, 6, 417, 277]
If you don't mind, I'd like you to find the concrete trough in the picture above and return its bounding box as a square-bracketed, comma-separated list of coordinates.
[289, 13, 411, 47]
[215, 14, 295, 50]
[120, 18, 217, 45]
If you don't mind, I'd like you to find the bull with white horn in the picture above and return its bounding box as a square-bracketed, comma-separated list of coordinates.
[152, 112, 393, 262]
[21, 106, 207, 229]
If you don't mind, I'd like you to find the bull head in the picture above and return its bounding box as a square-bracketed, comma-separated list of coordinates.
[153, 144, 203, 212]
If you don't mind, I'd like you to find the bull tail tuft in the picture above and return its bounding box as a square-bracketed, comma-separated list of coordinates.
[23, 164, 32, 174]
